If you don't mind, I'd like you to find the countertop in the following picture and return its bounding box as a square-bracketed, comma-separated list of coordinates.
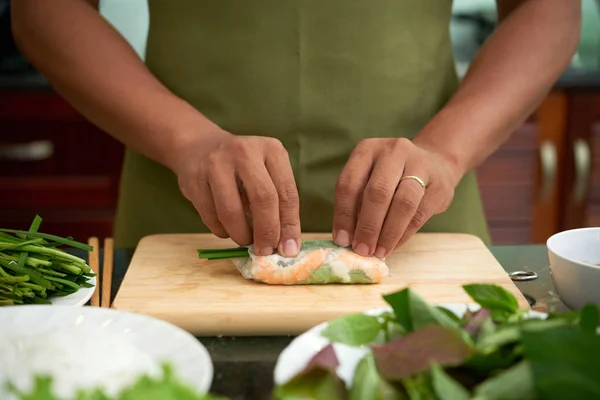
[72, 244, 564, 400]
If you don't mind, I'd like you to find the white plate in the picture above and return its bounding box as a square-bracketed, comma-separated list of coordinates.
[0, 305, 213, 398]
[49, 268, 96, 306]
[274, 304, 547, 387]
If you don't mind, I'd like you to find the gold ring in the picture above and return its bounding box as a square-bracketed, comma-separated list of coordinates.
[400, 175, 427, 189]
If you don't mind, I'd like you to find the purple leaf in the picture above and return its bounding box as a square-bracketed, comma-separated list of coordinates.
[303, 344, 340, 374]
[371, 325, 475, 380]
[464, 309, 491, 336]
[275, 344, 347, 400]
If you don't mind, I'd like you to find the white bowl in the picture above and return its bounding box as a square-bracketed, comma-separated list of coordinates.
[547, 227, 600, 310]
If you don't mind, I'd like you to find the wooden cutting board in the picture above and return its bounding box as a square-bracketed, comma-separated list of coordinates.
[112, 233, 529, 336]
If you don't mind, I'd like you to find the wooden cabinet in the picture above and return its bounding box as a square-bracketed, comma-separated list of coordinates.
[0, 90, 124, 241]
[477, 89, 600, 245]
[476, 120, 540, 244]
[562, 92, 600, 231]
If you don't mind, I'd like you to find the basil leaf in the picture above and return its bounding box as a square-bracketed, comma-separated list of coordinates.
[463, 284, 519, 314]
[430, 363, 470, 400]
[521, 323, 600, 400]
[321, 313, 384, 346]
[579, 303, 600, 334]
[473, 361, 537, 400]
[349, 353, 405, 400]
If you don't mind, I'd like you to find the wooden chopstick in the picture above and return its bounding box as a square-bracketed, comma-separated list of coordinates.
[88, 237, 101, 307]
[101, 238, 114, 308]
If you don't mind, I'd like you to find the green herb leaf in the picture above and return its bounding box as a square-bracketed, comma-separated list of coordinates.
[463, 284, 519, 314]
[7, 363, 228, 400]
[476, 318, 567, 351]
[430, 363, 470, 400]
[400, 373, 436, 400]
[521, 323, 600, 400]
[321, 313, 384, 346]
[371, 325, 475, 381]
[349, 353, 405, 400]
[473, 361, 537, 400]
[435, 306, 461, 324]
[578, 303, 600, 334]
[382, 288, 469, 344]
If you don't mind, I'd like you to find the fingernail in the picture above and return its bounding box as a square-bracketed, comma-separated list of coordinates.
[280, 239, 299, 257]
[257, 246, 274, 256]
[335, 230, 350, 247]
[354, 242, 370, 257]
[374, 246, 387, 259]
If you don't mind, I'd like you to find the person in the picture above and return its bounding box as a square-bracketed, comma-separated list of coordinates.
[12, 0, 581, 258]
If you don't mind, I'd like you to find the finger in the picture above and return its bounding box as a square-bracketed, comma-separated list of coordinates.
[266, 145, 301, 257]
[333, 142, 375, 248]
[237, 178, 252, 218]
[237, 160, 280, 256]
[208, 168, 253, 246]
[374, 172, 427, 258]
[191, 177, 229, 239]
[395, 185, 444, 248]
[351, 156, 404, 257]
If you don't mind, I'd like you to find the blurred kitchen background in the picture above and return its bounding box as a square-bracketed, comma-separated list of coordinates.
[1, 0, 600, 245]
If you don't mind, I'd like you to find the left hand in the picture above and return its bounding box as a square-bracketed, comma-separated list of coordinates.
[332, 137, 464, 258]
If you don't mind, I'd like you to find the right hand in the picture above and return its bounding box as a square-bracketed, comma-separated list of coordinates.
[173, 130, 301, 257]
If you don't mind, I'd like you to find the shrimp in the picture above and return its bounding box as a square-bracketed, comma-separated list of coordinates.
[252, 248, 331, 285]
[230, 240, 389, 285]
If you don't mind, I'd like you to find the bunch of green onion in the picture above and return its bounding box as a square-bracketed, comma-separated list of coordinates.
[0, 215, 95, 306]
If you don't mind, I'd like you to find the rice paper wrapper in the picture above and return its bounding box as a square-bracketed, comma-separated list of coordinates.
[231, 240, 389, 285]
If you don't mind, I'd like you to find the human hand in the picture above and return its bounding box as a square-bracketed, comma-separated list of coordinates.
[332, 138, 464, 258]
[173, 130, 301, 257]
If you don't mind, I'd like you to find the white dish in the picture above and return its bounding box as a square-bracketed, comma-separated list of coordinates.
[48, 268, 96, 306]
[0, 305, 213, 399]
[274, 304, 547, 387]
[547, 227, 600, 310]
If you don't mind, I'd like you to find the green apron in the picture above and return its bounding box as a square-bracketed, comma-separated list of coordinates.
[113, 0, 491, 249]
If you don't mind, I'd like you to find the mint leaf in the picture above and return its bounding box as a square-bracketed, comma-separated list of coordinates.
[348, 353, 404, 400]
[473, 361, 537, 400]
[371, 325, 475, 381]
[430, 363, 470, 400]
[321, 313, 384, 346]
[462, 284, 519, 315]
[273, 344, 347, 400]
[521, 323, 600, 400]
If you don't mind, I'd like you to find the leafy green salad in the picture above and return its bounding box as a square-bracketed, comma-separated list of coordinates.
[273, 284, 600, 400]
[5, 364, 227, 400]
